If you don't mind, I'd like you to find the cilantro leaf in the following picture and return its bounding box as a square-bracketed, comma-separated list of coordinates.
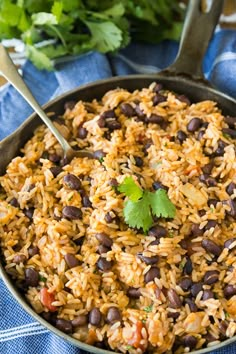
[85, 21, 122, 52]
[32, 12, 58, 26]
[118, 176, 143, 202]
[51, 1, 63, 22]
[119, 177, 176, 232]
[149, 189, 176, 218]
[124, 197, 153, 232]
[26, 45, 53, 70]
[143, 304, 153, 312]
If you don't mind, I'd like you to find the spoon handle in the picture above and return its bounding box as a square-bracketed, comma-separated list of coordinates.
[0, 44, 72, 154]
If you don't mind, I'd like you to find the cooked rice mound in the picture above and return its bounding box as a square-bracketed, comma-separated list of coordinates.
[1, 82, 236, 353]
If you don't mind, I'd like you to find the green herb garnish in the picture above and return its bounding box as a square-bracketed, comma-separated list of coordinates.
[179, 258, 186, 271]
[143, 304, 153, 312]
[0, 1, 185, 70]
[39, 274, 47, 282]
[118, 177, 176, 232]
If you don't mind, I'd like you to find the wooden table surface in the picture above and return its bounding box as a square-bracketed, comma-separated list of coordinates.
[0, 0, 235, 88]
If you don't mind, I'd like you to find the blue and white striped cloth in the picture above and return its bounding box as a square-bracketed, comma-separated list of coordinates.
[0, 28, 236, 353]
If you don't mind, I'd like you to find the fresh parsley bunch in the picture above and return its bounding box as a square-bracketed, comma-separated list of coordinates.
[0, 0, 185, 70]
[118, 176, 176, 232]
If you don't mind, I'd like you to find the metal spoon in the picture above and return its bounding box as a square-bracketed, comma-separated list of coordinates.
[0, 44, 94, 161]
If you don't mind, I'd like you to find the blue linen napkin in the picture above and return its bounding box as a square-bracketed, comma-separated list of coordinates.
[0, 29, 236, 354]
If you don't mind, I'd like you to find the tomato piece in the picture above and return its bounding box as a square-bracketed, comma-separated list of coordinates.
[128, 321, 146, 351]
[40, 287, 57, 312]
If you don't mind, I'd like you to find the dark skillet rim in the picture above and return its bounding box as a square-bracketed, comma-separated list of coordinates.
[0, 73, 236, 354]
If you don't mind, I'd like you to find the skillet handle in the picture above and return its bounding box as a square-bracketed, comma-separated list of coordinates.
[166, 0, 224, 81]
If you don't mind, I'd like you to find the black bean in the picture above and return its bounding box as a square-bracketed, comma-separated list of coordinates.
[219, 320, 229, 337]
[49, 153, 61, 163]
[183, 335, 197, 349]
[101, 109, 116, 119]
[183, 257, 193, 275]
[177, 95, 191, 105]
[225, 116, 236, 128]
[202, 239, 222, 256]
[149, 239, 160, 246]
[224, 238, 236, 250]
[95, 233, 113, 248]
[137, 253, 159, 265]
[152, 181, 168, 192]
[224, 284, 236, 299]
[104, 212, 113, 223]
[207, 198, 219, 208]
[197, 129, 205, 141]
[106, 120, 121, 131]
[204, 332, 217, 344]
[82, 195, 92, 208]
[191, 223, 204, 236]
[202, 161, 214, 174]
[224, 199, 236, 218]
[199, 174, 217, 187]
[9, 198, 19, 207]
[89, 308, 102, 327]
[77, 127, 88, 139]
[62, 206, 82, 220]
[214, 139, 227, 156]
[187, 117, 203, 132]
[24, 207, 34, 220]
[97, 257, 113, 272]
[143, 139, 153, 155]
[106, 307, 121, 324]
[71, 315, 88, 327]
[13, 254, 27, 264]
[134, 104, 146, 121]
[74, 236, 85, 246]
[63, 174, 81, 190]
[202, 290, 214, 300]
[50, 166, 62, 177]
[168, 311, 180, 320]
[97, 116, 106, 128]
[56, 319, 73, 334]
[178, 277, 192, 291]
[120, 103, 135, 117]
[190, 282, 203, 297]
[97, 245, 110, 255]
[109, 178, 118, 188]
[205, 220, 217, 231]
[127, 287, 141, 298]
[133, 156, 143, 167]
[25, 268, 39, 287]
[144, 266, 160, 283]
[94, 150, 106, 161]
[167, 289, 182, 308]
[153, 83, 163, 92]
[28, 246, 39, 257]
[64, 253, 79, 268]
[226, 182, 236, 195]
[198, 209, 206, 217]
[222, 128, 236, 139]
[177, 130, 187, 144]
[153, 93, 166, 106]
[148, 225, 167, 238]
[204, 270, 219, 285]
[64, 101, 76, 110]
[146, 114, 164, 125]
[185, 298, 198, 312]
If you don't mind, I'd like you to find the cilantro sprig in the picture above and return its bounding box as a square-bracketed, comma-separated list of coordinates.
[0, 1, 185, 70]
[118, 176, 176, 232]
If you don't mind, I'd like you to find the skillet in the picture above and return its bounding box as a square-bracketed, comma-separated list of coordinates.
[0, 0, 236, 353]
